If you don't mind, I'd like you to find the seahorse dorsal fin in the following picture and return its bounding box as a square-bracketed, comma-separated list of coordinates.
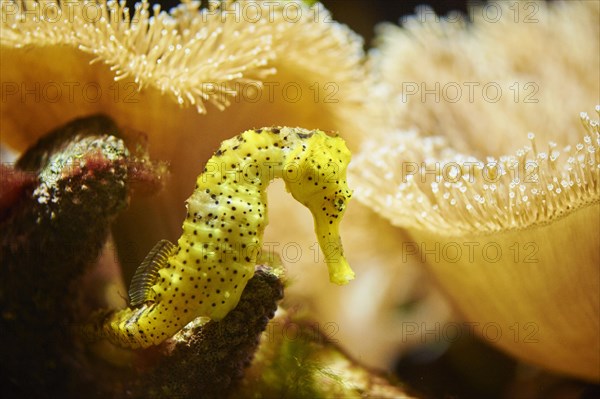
[128, 239, 176, 307]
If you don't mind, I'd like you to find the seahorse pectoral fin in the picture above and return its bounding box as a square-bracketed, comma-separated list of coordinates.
[128, 239, 175, 306]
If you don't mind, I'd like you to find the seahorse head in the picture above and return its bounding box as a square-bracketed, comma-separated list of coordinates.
[283, 129, 355, 285]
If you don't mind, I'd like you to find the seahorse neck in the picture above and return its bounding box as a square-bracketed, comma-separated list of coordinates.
[179, 129, 298, 267]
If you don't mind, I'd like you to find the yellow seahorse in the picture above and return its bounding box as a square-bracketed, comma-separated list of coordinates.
[95, 127, 354, 348]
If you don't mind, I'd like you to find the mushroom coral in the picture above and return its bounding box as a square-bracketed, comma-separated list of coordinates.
[349, 0, 600, 381]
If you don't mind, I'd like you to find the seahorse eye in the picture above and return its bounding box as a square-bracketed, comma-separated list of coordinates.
[335, 195, 346, 212]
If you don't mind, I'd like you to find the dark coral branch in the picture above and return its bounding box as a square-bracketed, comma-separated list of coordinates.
[0, 115, 159, 398]
[14, 114, 121, 172]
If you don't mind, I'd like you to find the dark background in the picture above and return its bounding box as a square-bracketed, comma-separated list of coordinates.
[317, 0, 470, 45]
[135, 0, 471, 47]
